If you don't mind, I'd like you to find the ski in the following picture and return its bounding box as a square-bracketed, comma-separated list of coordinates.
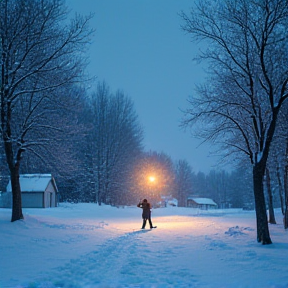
[133, 226, 157, 232]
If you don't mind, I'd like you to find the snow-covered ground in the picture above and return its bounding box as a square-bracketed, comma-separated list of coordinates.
[1, 203, 288, 288]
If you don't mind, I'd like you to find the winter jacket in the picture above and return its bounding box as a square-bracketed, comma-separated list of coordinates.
[137, 202, 151, 219]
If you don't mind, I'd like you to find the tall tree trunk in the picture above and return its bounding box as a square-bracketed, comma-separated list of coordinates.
[10, 165, 23, 222]
[265, 168, 276, 224]
[2, 99, 24, 221]
[284, 143, 288, 229]
[253, 163, 272, 244]
[2, 102, 24, 221]
[4, 140, 24, 222]
[284, 167, 288, 229]
[276, 164, 285, 215]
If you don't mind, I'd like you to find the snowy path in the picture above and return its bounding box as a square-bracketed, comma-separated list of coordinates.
[1, 205, 288, 288]
[48, 228, 196, 287]
[36, 213, 287, 287]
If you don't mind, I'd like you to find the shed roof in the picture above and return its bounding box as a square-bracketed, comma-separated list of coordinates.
[7, 174, 57, 193]
[188, 197, 217, 206]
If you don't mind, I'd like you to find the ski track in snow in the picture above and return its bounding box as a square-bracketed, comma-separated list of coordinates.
[39, 228, 197, 288]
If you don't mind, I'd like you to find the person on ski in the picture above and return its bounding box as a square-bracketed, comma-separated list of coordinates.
[137, 199, 156, 229]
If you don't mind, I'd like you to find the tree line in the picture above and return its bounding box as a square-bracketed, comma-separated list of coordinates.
[0, 0, 287, 245]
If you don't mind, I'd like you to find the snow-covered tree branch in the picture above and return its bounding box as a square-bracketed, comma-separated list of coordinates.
[181, 0, 288, 244]
[0, 0, 93, 222]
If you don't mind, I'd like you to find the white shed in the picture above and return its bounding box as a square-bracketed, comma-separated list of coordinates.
[6, 174, 58, 208]
[187, 197, 218, 210]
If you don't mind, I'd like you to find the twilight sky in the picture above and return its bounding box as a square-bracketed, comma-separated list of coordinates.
[68, 0, 223, 173]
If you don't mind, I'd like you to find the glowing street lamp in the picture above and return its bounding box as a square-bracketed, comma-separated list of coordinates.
[148, 176, 155, 183]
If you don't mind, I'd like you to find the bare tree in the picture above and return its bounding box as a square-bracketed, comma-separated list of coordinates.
[89, 82, 144, 205]
[22, 86, 93, 203]
[181, 0, 288, 244]
[228, 166, 254, 209]
[205, 170, 230, 208]
[271, 101, 288, 227]
[0, 0, 92, 221]
[192, 171, 208, 198]
[174, 159, 194, 207]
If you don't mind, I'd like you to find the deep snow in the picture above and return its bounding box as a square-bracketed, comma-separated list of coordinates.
[1, 203, 288, 288]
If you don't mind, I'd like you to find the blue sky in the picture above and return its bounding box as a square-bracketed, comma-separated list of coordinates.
[68, 0, 222, 173]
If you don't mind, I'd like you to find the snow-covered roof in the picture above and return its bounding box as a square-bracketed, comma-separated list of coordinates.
[6, 174, 56, 193]
[188, 197, 217, 206]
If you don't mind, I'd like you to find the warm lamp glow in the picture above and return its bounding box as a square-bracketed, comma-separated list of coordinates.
[148, 176, 155, 183]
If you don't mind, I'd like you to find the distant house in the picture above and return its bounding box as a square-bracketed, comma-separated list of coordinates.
[187, 197, 218, 210]
[160, 195, 178, 207]
[3, 174, 58, 208]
